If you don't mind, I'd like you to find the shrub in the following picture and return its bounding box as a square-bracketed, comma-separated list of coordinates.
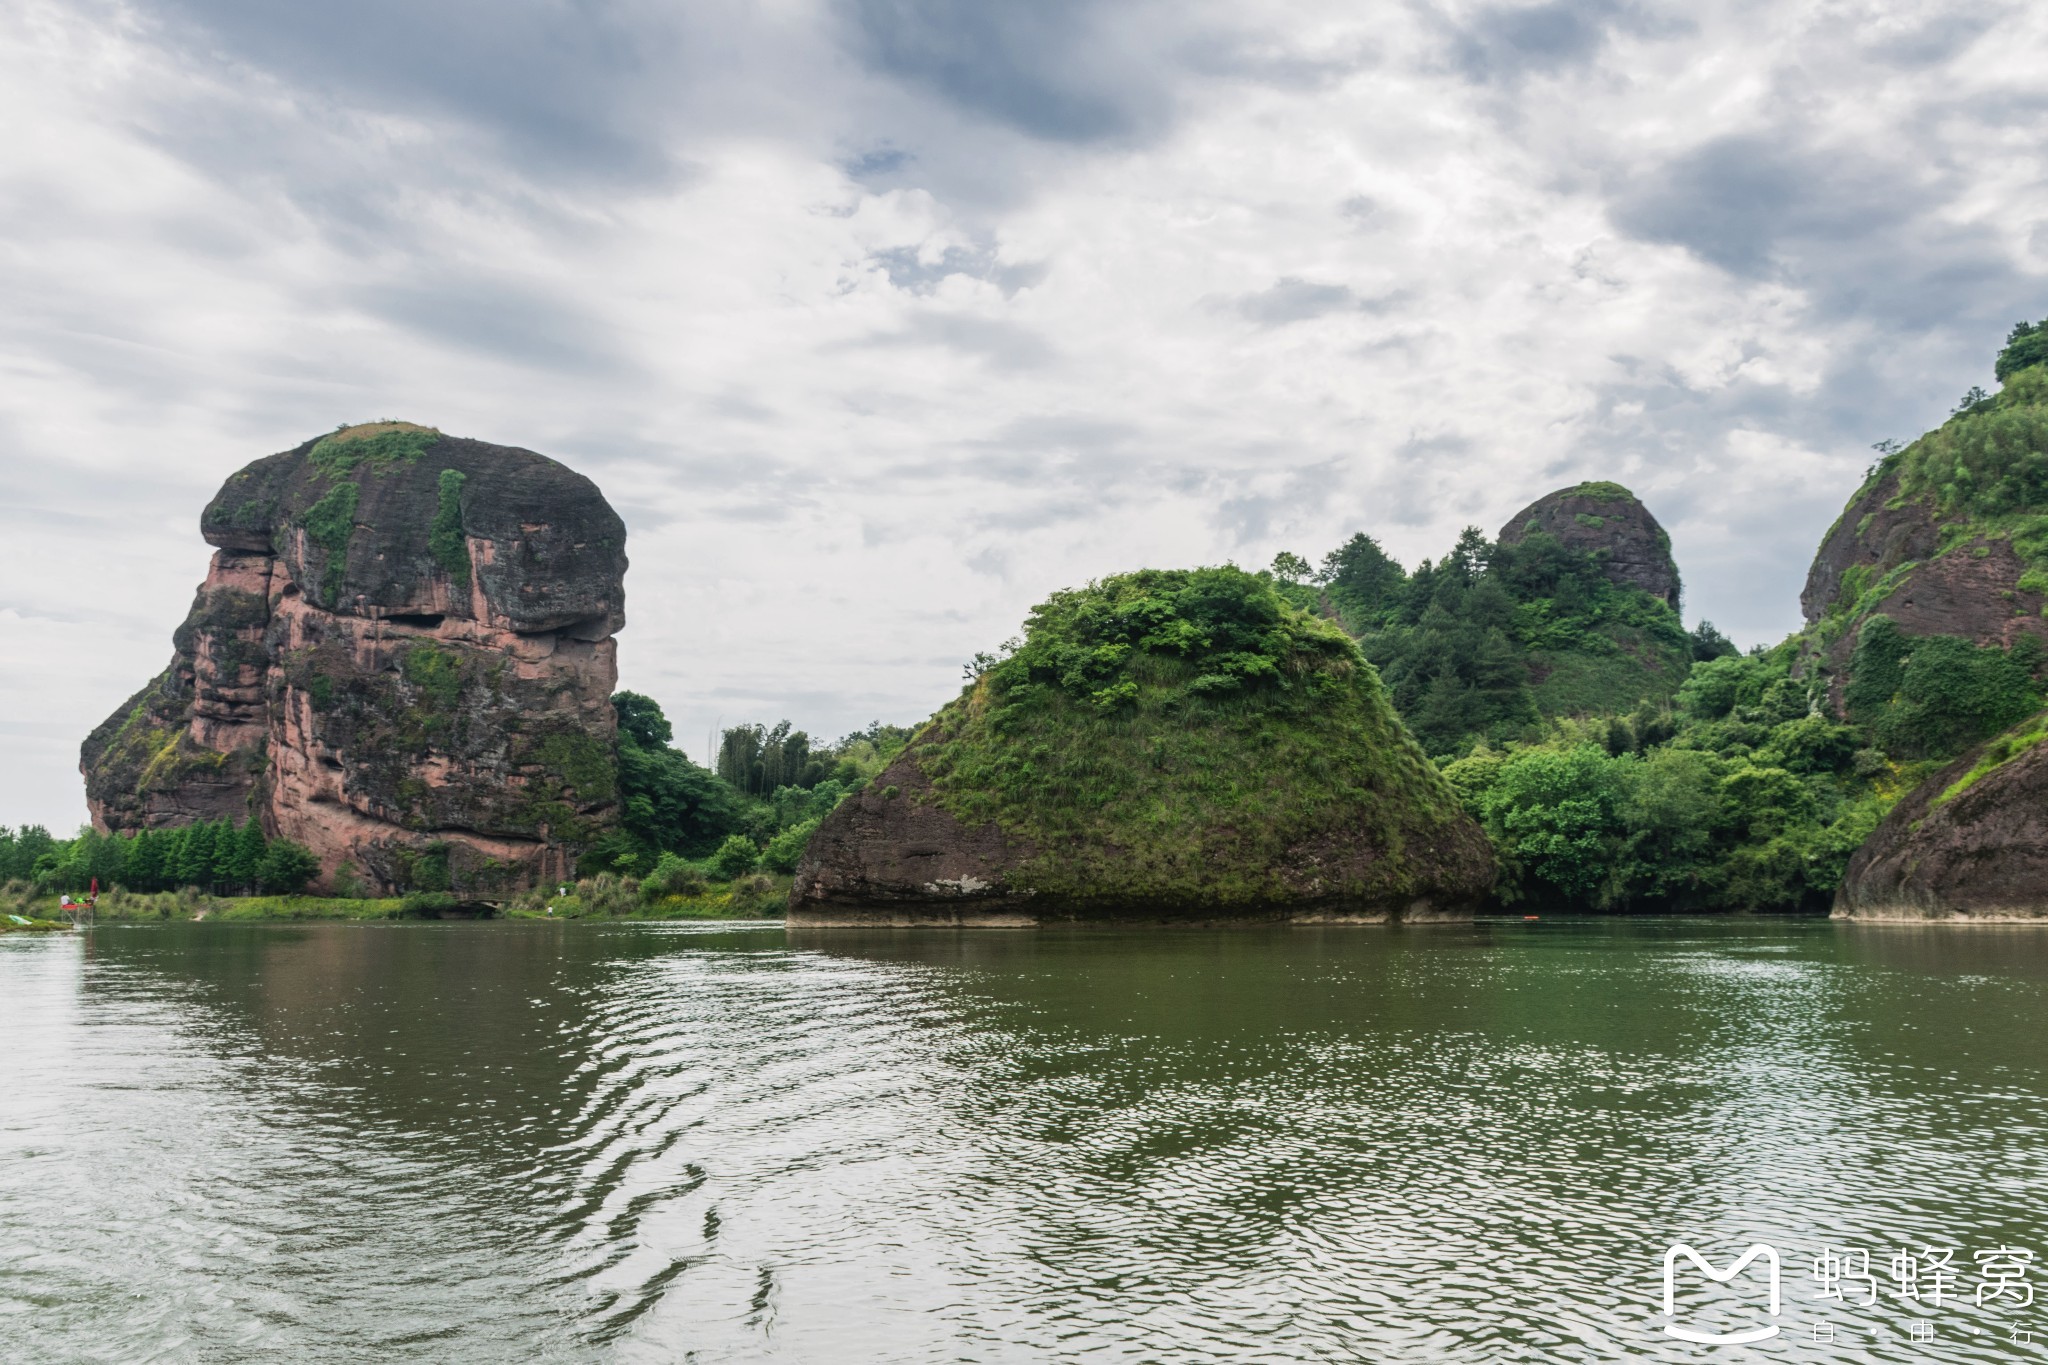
[640, 851, 707, 900]
[708, 834, 759, 880]
[759, 819, 820, 874]
[401, 891, 458, 917]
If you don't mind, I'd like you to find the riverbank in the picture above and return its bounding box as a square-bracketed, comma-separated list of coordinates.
[4, 875, 791, 924]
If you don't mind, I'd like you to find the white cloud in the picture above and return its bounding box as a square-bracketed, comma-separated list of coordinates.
[3, 0, 2046, 824]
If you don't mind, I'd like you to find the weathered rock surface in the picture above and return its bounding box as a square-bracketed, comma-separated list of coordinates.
[81, 423, 626, 894]
[1835, 713, 2048, 920]
[792, 730, 1496, 927]
[1497, 482, 1681, 609]
[790, 567, 1497, 926]
[1800, 464, 2048, 712]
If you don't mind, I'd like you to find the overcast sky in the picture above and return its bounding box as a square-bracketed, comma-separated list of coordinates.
[4, 0, 2046, 830]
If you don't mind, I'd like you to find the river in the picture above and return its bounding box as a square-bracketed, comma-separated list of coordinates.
[3, 919, 2046, 1362]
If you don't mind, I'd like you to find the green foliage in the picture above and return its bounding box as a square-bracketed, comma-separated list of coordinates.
[308, 423, 439, 476]
[708, 833, 760, 880]
[718, 720, 822, 795]
[1345, 524, 1688, 757]
[298, 480, 359, 601]
[255, 839, 319, 895]
[1891, 367, 2048, 530]
[639, 851, 708, 900]
[429, 468, 470, 585]
[603, 693, 745, 868]
[1844, 616, 2043, 759]
[1269, 550, 1312, 583]
[0, 826, 56, 883]
[1469, 746, 1629, 901]
[1318, 533, 1407, 631]
[398, 844, 451, 893]
[1996, 320, 2048, 384]
[1449, 726, 1887, 913]
[1935, 708, 2048, 806]
[974, 566, 1354, 714]
[1687, 620, 1738, 661]
[613, 691, 672, 748]
[759, 817, 821, 874]
[911, 566, 1471, 907]
[536, 731, 615, 803]
[402, 644, 463, 713]
[1572, 480, 1632, 503]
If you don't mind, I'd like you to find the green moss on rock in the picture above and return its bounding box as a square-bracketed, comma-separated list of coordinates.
[794, 567, 1494, 920]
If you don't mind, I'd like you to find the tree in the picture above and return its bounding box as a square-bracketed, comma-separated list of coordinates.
[227, 819, 268, 892]
[1318, 533, 1407, 629]
[256, 840, 319, 894]
[613, 691, 673, 749]
[708, 833, 759, 880]
[1269, 551, 1312, 584]
[1688, 621, 1738, 661]
[1996, 319, 2048, 383]
[1477, 746, 1632, 904]
[177, 821, 220, 890]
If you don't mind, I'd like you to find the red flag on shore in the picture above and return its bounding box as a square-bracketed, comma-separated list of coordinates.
[90, 877, 98, 899]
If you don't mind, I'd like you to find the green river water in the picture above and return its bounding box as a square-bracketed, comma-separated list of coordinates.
[3, 919, 2046, 1362]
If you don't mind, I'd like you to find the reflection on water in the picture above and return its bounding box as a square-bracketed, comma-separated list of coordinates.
[3, 919, 2047, 1362]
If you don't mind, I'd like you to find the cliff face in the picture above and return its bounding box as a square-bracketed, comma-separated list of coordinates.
[1835, 711, 2048, 920]
[1497, 481, 1681, 610]
[790, 567, 1496, 926]
[1800, 368, 2048, 713]
[82, 423, 627, 895]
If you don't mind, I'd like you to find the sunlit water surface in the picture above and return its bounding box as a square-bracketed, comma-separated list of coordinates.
[4, 920, 2047, 1362]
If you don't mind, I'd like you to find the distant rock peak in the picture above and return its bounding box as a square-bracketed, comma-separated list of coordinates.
[1496, 483, 1681, 610]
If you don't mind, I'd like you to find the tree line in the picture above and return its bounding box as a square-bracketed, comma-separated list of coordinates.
[2, 819, 320, 896]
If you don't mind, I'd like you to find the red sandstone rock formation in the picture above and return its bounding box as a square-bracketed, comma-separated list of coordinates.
[1835, 713, 2048, 921]
[1497, 481, 1681, 610]
[1800, 463, 2048, 712]
[81, 423, 626, 895]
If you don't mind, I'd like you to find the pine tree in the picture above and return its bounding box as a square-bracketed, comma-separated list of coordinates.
[229, 820, 267, 894]
[177, 821, 219, 890]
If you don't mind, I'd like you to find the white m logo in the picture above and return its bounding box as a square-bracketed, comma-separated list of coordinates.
[1662, 1243, 1781, 1344]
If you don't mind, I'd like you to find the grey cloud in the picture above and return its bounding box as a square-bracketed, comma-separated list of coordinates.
[1448, 0, 1676, 84]
[870, 244, 1047, 296]
[145, 0, 693, 183]
[853, 312, 1057, 369]
[839, 0, 1170, 143]
[1862, 13, 2001, 68]
[1608, 132, 2037, 349]
[843, 146, 915, 183]
[1608, 135, 1887, 279]
[1339, 195, 1385, 228]
[354, 275, 633, 376]
[1175, 30, 1378, 90]
[1224, 278, 1402, 327]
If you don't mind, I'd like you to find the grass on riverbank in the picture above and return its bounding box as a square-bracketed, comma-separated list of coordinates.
[502, 872, 790, 921]
[1, 874, 789, 923]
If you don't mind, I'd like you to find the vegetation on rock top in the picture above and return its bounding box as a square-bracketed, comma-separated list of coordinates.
[903, 566, 1480, 907]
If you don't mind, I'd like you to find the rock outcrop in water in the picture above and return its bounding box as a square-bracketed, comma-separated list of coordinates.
[790, 566, 1495, 925]
[1835, 709, 2048, 920]
[1497, 481, 1681, 610]
[81, 422, 626, 894]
